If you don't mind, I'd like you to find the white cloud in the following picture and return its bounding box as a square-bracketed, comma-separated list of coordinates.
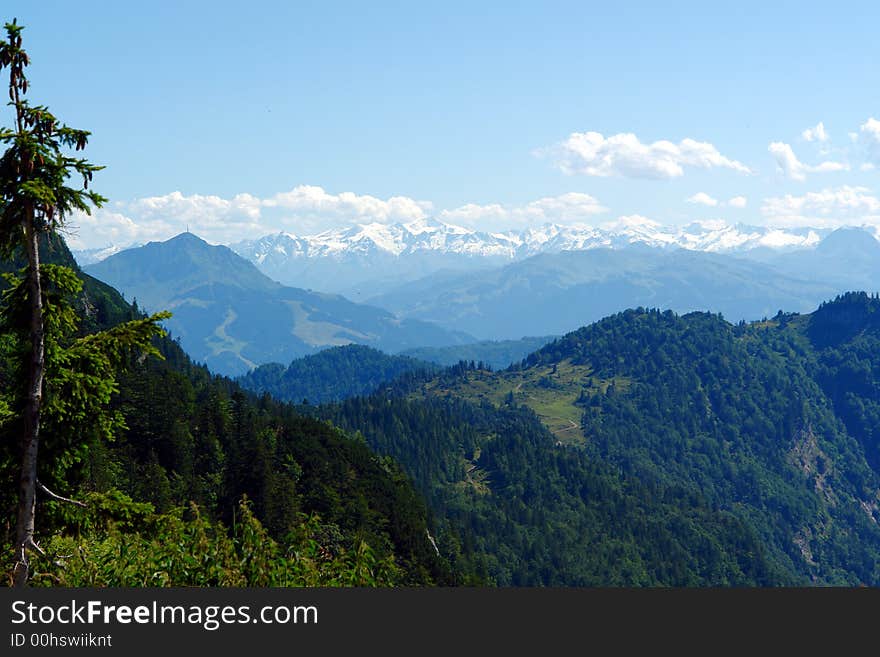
[538, 131, 751, 179]
[67, 186, 434, 249]
[684, 193, 746, 210]
[438, 203, 508, 224]
[859, 117, 880, 163]
[768, 142, 848, 181]
[68, 188, 609, 248]
[517, 193, 608, 220]
[64, 210, 166, 250]
[440, 192, 607, 229]
[127, 190, 263, 223]
[264, 185, 432, 225]
[802, 122, 829, 142]
[761, 185, 880, 227]
[686, 192, 719, 207]
[67, 191, 267, 249]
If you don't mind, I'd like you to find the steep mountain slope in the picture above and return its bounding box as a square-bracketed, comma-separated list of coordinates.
[85, 231, 281, 311]
[315, 296, 880, 585]
[85, 233, 473, 376]
[317, 388, 786, 585]
[370, 248, 837, 339]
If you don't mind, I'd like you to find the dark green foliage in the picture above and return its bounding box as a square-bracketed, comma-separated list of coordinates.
[0, 242, 455, 586]
[537, 306, 880, 584]
[0, 263, 168, 496]
[237, 344, 438, 404]
[90, 336, 454, 585]
[807, 293, 880, 476]
[316, 393, 782, 585]
[317, 300, 880, 586]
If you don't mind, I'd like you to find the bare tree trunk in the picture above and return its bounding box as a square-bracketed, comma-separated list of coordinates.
[12, 215, 44, 588]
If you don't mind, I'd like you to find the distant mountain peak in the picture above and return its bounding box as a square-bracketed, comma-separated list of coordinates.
[230, 219, 838, 265]
[83, 232, 473, 376]
[85, 231, 281, 313]
[815, 226, 880, 257]
[165, 230, 208, 245]
[76, 220, 852, 271]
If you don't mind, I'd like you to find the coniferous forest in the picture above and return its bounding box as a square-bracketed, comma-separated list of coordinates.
[310, 300, 880, 585]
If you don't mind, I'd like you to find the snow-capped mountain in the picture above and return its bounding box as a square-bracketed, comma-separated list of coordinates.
[219, 218, 833, 293]
[74, 217, 870, 295]
[71, 243, 142, 266]
[231, 217, 829, 263]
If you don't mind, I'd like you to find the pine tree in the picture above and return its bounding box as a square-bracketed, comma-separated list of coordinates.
[0, 20, 168, 586]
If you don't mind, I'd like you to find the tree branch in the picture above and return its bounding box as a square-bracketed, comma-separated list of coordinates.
[36, 479, 86, 508]
[26, 536, 46, 557]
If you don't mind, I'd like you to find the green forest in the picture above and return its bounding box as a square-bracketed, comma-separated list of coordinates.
[0, 238, 455, 586]
[237, 344, 437, 404]
[309, 300, 880, 585]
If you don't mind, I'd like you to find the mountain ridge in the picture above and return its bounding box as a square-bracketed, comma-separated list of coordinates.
[369, 247, 839, 339]
[85, 232, 473, 376]
[73, 218, 872, 295]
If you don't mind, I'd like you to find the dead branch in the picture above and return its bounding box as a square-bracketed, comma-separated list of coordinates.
[36, 479, 86, 508]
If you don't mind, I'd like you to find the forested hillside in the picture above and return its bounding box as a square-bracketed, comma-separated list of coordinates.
[1, 238, 455, 586]
[316, 389, 784, 585]
[8, 240, 880, 587]
[313, 297, 880, 585]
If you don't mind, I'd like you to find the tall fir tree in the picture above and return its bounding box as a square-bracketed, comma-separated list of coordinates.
[0, 19, 168, 586]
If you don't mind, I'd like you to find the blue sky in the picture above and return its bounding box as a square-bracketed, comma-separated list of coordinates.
[5, 1, 880, 247]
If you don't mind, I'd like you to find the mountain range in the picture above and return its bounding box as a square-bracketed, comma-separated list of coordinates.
[80, 224, 880, 375]
[227, 218, 836, 295]
[74, 218, 858, 296]
[84, 232, 472, 376]
[760, 227, 880, 292]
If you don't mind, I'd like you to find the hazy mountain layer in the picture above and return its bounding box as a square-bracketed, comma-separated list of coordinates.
[370, 248, 838, 339]
[226, 218, 833, 293]
[85, 233, 473, 376]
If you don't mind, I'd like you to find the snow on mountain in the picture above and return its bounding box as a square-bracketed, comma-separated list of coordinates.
[230, 217, 835, 264]
[674, 222, 823, 252]
[76, 217, 847, 272]
[71, 243, 142, 266]
[72, 218, 857, 296]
